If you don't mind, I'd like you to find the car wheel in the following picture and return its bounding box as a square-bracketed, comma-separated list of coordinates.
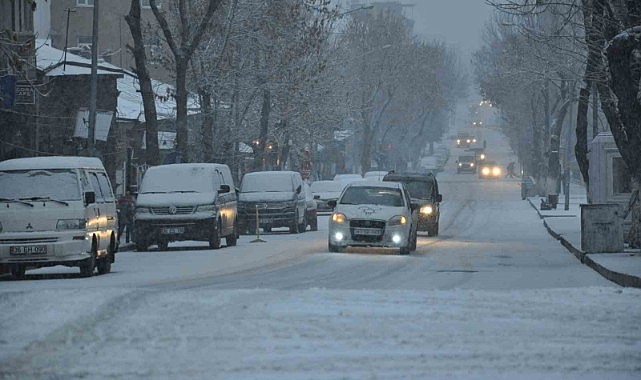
[410, 229, 417, 251]
[79, 241, 97, 277]
[399, 245, 410, 255]
[157, 240, 169, 251]
[10, 265, 26, 279]
[136, 239, 149, 252]
[328, 241, 341, 253]
[432, 221, 439, 237]
[97, 255, 112, 275]
[227, 220, 238, 247]
[209, 226, 221, 249]
[264, 224, 272, 233]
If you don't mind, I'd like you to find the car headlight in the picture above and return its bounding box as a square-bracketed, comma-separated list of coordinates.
[473, 139, 477, 143]
[492, 167, 502, 176]
[196, 204, 217, 212]
[56, 219, 86, 230]
[388, 215, 407, 226]
[466, 139, 471, 143]
[482, 167, 490, 176]
[470, 163, 475, 167]
[332, 212, 347, 224]
[420, 205, 433, 215]
[458, 162, 463, 167]
[456, 139, 461, 144]
[480, 153, 486, 160]
[135, 207, 150, 214]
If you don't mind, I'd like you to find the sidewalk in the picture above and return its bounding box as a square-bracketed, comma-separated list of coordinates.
[527, 183, 641, 288]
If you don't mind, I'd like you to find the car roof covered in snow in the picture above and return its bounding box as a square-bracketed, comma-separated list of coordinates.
[346, 180, 402, 189]
[0, 156, 105, 171]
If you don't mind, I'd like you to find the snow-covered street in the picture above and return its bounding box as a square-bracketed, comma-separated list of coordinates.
[1, 128, 640, 379]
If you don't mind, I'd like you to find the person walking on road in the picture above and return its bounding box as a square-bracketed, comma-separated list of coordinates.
[117, 190, 135, 243]
[506, 162, 516, 178]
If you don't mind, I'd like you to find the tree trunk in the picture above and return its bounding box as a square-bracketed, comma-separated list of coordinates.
[575, 86, 590, 187]
[256, 88, 270, 171]
[175, 59, 189, 159]
[125, 0, 160, 165]
[547, 99, 572, 197]
[200, 91, 213, 162]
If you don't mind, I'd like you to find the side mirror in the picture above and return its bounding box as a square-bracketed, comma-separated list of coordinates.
[218, 184, 231, 194]
[328, 200, 337, 208]
[313, 195, 320, 200]
[436, 194, 443, 203]
[84, 191, 96, 205]
[296, 185, 302, 194]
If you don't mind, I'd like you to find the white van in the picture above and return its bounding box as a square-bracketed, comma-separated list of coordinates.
[0, 156, 118, 278]
[134, 163, 238, 251]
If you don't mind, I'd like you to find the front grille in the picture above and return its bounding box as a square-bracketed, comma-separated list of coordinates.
[0, 237, 58, 244]
[238, 202, 294, 216]
[151, 206, 195, 215]
[350, 219, 385, 243]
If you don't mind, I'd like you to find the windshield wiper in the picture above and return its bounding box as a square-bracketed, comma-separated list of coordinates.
[141, 191, 167, 194]
[0, 197, 34, 207]
[167, 190, 197, 193]
[20, 196, 69, 206]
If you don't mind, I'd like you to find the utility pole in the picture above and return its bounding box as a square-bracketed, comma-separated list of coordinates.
[63, 8, 76, 71]
[87, 0, 99, 157]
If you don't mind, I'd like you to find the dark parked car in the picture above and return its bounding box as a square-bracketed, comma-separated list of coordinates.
[457, 155, 477, 174]
[383, 172, 442, 236]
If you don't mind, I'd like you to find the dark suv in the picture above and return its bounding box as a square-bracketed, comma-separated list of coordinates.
[457, 155, 476, 174]
[383, 172, 442, 236]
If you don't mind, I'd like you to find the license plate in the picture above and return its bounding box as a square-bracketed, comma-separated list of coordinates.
[10, 245, 48, 255]
[161, 227, 184, 235]
[354, 228, 382, 236]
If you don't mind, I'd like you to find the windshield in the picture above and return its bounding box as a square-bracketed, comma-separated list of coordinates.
[402, 181, 434, 200]
[241, 173, 294, 193]
[0, 169, 81, 201]
[310, 181, 344, 193]
[459, 156, 475, 162]
[140, 166, 217, 194]
[339, 186, 404, 207]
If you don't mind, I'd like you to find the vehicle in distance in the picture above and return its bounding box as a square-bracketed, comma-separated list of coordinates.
[456, 134, 477, 148]
[363, 170, 389, 181]
[457, 155, 477, 174]
[479, 160, 502, 179]
[134, 163, 238, 251]
[237, 171, 307, 234]
[0, 156, 117, 278]
[383, 172, 442, 236]
[310, 180, 345, 212]
[328, 181, 417, 255]
[333, 173, 363, 184]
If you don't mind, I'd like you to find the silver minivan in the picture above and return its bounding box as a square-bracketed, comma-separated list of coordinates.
[134, 163, 238, 251]
[0, 156, 118, 278]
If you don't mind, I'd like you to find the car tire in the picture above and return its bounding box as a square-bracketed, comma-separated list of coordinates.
[410, 229, 417, 251]
[136, 239, 149, 252]
[97, 255, 112, 275]
[10, 265, 26, 279]
[157, 240, 169, 251]
[263, 225, 272, 233]
[399, 245, 410, 255]
[79, 242, 97, 277]
[209, 227, 221, 250]
[227, 220, 238, 247]
[328, 241, 341, 253]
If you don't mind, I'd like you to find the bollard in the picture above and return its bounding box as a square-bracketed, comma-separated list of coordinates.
[251, 204, 266, 243]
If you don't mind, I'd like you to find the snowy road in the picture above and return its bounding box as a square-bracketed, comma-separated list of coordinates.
[1, 128, 640, 379]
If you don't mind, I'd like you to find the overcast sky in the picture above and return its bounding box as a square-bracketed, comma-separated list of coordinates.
[405, 0, 495, 62]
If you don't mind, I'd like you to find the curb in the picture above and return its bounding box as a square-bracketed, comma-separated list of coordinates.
[527, 198, 641, 288]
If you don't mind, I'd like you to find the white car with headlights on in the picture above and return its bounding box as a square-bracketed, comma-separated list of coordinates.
[327, 181, 418, 255]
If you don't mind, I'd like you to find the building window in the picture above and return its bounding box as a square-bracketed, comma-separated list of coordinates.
[77, 36, 92, 49]
[77, 0, 94, 7]
[612, 157, 632, 195]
